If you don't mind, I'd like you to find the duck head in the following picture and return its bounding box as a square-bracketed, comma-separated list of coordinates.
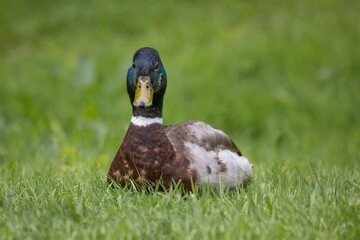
[127, 47, 167, 118]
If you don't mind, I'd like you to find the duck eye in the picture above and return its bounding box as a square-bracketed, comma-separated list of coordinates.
[154, 62, 159, 71]
[132, 63, 136, 69]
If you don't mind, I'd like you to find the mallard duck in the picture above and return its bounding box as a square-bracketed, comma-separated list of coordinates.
[107, 47, 253, 191]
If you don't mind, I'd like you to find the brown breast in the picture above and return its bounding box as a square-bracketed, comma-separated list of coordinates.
[107, 123, 198, 191]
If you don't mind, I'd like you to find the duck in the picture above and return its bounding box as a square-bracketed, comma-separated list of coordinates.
[107, 47, 253, 191]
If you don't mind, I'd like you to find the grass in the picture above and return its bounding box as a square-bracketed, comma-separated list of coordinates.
[0, 0, 360, 239]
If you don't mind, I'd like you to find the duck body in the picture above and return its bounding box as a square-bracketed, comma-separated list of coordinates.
[107, 47, 252, 191]
[165, 120, 252, 189]
[108, 117, 198, 191]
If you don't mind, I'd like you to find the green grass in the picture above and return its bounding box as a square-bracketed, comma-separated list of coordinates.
[1, 0, 360, 239]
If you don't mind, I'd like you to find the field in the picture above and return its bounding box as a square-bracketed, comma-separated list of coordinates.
[1, 0, 359, 239]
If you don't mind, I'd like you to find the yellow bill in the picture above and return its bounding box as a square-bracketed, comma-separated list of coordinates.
[133, 76, 153, 108]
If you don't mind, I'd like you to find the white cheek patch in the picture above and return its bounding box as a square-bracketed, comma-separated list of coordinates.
[131, 116, 163, 127]
[184, 142, 252, 189]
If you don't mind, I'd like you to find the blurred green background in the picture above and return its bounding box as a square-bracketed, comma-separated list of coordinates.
[1, 0, 359, 185]
[1, 0, 360, 238]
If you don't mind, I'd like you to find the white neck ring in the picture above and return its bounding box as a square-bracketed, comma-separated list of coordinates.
[131, 116, 163, 127]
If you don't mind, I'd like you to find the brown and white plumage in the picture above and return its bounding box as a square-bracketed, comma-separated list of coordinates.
[165, 121, 252, 189]
[107, 47, 252, 191]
